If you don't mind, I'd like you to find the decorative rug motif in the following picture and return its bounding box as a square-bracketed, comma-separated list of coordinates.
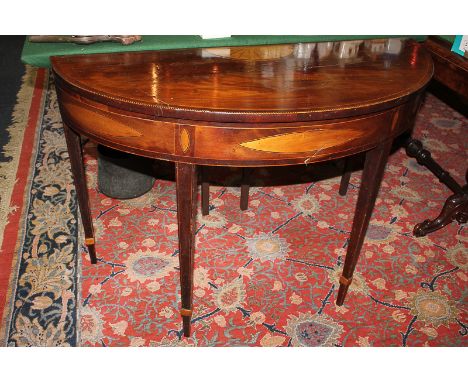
[0, 70, 79, 346]
[0, 66, 38, 250]
[1, 70, 467, 346]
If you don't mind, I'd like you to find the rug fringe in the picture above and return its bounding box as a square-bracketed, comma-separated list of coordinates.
[0, 65, 38, 250]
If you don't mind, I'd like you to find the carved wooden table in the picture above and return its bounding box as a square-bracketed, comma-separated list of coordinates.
[405, 36, 468, 236]
[51, 38, 433, 337]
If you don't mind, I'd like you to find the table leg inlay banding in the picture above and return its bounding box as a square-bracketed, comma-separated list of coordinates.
[62, 123, 97, 264]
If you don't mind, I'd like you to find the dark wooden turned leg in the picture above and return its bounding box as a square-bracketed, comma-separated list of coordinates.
[413, 189, 468, 237]
[62, 124, 97, 264]
[406, 138, 463, 194]
[336, 140, 393, 305]
[175, 163, 198, 337]
[240, 168, 251, 211]
[406, 138, 468, 236]
[339, 158, 352, 196]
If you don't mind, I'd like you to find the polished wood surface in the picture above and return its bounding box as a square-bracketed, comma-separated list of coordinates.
[336, 139, 393, 304]
[55, 83, 421, 167]
[175, 163, 198, 337]
[406, 139, 468, 236]
[52, 39, 432, 123]
[424, 36, 467, 99]
[52, 38, 433, 337]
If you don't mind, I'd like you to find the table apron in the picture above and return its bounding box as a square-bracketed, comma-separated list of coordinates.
[56, 86, 420, 166]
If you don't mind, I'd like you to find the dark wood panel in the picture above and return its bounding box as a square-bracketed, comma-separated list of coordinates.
[424, 37, 467, 98]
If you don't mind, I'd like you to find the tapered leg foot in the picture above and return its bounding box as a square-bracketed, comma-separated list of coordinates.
[84, 237, 97, 264]
[181, 310, 192, 337]
[336, 276, 353, 305]
[88, 245, 97, 264]
[176, 163, 198, 337]
[337, 140, 392, 305]
[62, 124, 97, 264]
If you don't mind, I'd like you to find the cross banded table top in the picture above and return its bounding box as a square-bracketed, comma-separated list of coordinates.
[51, 38, 433, 123]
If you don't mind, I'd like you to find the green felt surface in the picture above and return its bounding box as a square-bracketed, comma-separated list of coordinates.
[22, 35, 427, 68]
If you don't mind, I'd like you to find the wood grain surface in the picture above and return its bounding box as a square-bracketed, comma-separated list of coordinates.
[52, 38, 434, 336]
[52, 38, 433, 123]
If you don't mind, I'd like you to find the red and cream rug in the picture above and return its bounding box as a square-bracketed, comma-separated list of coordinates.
[0, 69, 466, 346]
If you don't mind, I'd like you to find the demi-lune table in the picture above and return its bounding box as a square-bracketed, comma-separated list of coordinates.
[51, 38, 433, 337]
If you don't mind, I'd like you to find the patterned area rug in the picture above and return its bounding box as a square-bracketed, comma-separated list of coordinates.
[1, 70, 467, 346]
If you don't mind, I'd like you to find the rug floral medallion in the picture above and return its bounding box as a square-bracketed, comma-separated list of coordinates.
[3, 72, 467, 346]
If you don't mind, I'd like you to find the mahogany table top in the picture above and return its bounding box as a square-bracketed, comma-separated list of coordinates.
[51, 38, 433, 123]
